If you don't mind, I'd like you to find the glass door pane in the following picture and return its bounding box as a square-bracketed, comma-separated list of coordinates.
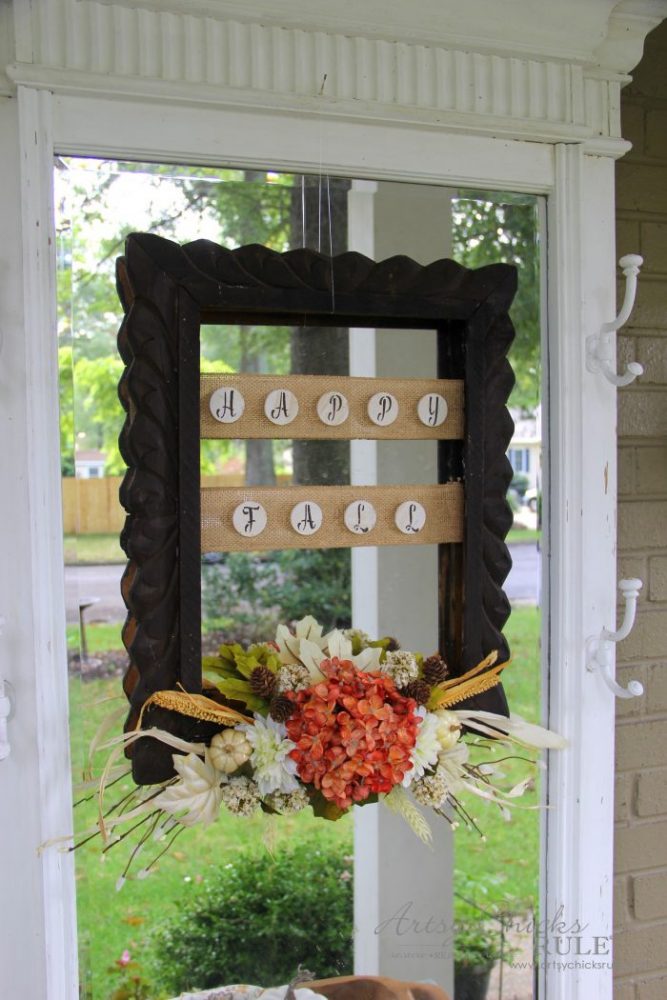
[56, 158, 543, 999]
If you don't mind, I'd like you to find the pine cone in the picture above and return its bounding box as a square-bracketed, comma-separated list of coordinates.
[423, 654, 449, 686]
[249, 665, 277, 698]
[402, 679, 432, 705]
[269, 694, 295, 722]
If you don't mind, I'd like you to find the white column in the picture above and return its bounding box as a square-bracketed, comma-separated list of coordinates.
[348, 180, 455, 994]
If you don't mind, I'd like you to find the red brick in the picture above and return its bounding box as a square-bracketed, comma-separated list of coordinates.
[618, 502, 667, 550]
[617, 163, 667, 215]
[638, 972, 667, 1000]
[635, 447, 667, 495]
[646, 110, 667, 161]
[648, 556, 667, 601]
[619, 392, 667, 438]
[640, 223, 667, 272]
[616, 720, 667, 773]
[616, 608, 667, 661]
[633, 870, 667, 921]
[645, 662, 667, 713]
[636, 769, 667, 818]
[614, 923, 667, 976]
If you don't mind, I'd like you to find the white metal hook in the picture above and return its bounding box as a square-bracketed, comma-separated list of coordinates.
[586, 579, 644, 699]
[586, 254, 644, 387]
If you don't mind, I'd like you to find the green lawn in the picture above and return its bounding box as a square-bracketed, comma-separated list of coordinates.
[67, 622, 125, 653]
[454, 606, 542, 915]
[506, 527, 541, 545]
[71, 677, 353, 998]
[71, 606, 541, 998]
[65, 533, 125, 565]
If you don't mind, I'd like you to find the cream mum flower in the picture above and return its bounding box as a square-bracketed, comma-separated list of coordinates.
[240, 715, 298, 796]
[403, 708, 441, 787]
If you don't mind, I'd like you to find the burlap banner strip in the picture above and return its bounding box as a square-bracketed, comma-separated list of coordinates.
[201, 483, 464, 553]
[200, 373, 464, 441]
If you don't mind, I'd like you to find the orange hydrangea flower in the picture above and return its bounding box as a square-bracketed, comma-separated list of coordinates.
[286, 658, 421, 810]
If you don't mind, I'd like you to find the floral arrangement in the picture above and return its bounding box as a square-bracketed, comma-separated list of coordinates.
[78, 617, 565, 884]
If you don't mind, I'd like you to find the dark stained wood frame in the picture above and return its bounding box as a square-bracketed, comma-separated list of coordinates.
[117, 233, 517, 783]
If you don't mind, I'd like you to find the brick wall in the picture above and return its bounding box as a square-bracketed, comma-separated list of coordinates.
[615, 19, 667, 999]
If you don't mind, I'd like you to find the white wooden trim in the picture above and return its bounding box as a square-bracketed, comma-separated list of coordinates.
[7, 87, 622, 998]
[15, 85, 78, 997]
[543, 143, 617, 998]
[51, 94, 555, 194]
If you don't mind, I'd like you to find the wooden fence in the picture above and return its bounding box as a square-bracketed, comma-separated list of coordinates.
[62, 474, 291, 535]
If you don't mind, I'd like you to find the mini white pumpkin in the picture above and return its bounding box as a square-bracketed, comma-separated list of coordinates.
[434, 709, 462, 751]
[209, 728, 253, 773]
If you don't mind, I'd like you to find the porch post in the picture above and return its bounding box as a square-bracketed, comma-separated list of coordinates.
[349, 179, 455, 993]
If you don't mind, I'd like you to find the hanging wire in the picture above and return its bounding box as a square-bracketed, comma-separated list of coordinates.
[326, 173, 335, 313]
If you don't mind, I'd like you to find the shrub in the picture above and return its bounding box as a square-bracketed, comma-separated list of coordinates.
[202, 548, 351, 637]
[272, 548, 351, 628]
[151, 842, 354, 994]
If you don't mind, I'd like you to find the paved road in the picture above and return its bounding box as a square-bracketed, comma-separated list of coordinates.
[505, 541, 541, 603]
[64, 543, 541, 625]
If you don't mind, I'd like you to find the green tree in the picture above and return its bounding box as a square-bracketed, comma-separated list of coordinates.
[452, 192, 540, 412]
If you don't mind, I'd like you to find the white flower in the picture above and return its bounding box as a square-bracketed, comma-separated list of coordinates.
[274, 616, 382, 681]
[154, 749, 225, 828]
[436, 740, 470, 796]
[220, 776, 261, 816]
[382, 650, 419, 689]
[275, 662, 312, 693]
[240, 715, 299, 796]
[265, 786, 310, 814]
[453, 709, 568, 750]
[325, 629, 382, 672]
[403, 708, 441, 787]
[412, 770, 449, 808]
[275, 615, 328, 664]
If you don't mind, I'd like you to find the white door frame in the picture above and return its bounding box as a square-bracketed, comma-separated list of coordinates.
[4, 85, 619, 998]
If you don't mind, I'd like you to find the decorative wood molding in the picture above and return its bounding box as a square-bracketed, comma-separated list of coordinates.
[117, 233, 517, 780]
[6, 0, 664, 150]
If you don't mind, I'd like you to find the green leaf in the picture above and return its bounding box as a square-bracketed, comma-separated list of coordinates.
[202, 657, 239, 680]
[217, 642, 245, 665]
[213, 677, 265, 713]
[310, 791, 346, 822]
[233, 652, 258, 679]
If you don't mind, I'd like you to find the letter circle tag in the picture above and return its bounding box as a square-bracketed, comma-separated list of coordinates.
[344, 500, 377, 536]
[317, 390, 349, 427]
[395, 500, 427, 535]
[265, 388, 299, 426]
[290, 501, 323, 536]
[210, 386, 245, 424]
[232, 500, 268, 538]
[368, 392, 398, 427]
[417, 392, 448, 428]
